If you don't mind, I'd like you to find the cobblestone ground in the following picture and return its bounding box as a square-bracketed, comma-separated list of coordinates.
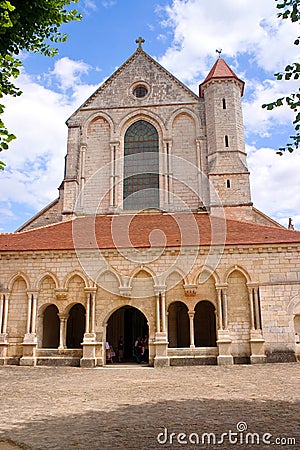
[0, 363, 299, 450]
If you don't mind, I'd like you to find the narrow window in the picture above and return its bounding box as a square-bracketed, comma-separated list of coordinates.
[222, 98, 226, 109]
[123, 120, 159, 210]
[226, 179, 231, 188]
[225, 135, 229, 147]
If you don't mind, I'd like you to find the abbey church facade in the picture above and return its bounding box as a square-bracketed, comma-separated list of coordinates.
[0, 40, 300, 367]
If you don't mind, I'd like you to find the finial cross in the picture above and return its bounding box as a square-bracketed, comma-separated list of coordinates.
[136, 37, 145, 48]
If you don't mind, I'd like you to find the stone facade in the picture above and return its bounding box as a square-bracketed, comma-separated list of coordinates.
[0, 42, 299, 368]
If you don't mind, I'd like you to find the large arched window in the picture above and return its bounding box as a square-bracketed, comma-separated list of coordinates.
[123, 120, 159, 210]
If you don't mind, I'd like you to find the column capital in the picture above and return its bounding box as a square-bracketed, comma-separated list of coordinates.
[184, 284, 197, 296]
[215, 284, 228, 290]
[84, 287, 97, 294]
[55, 289, 68, 301]
[154, 285, 167, 296]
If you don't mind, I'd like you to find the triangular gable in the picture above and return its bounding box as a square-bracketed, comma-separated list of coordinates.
[67, 48, 199, 122]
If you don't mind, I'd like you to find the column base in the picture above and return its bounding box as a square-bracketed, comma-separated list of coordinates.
[154, 332, 169, 368]
[80, 357, 97, 368]
[154, 356, 170, 368]
[217, 355, 234, 366]
[250, 330, 266, 364]
[0, 333, 8, 362]
[21, 333, 37, 366]
[81, 334, 103, 368]
[250, 355, 266, 364]
[217, 329, 233, 365]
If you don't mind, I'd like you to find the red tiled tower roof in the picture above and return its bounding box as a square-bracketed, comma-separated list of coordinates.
[199, 58, 245, 97]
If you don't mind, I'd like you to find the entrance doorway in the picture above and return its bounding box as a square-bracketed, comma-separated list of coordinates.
[194, 300, 217, 347]
[106, 306, 148, 362]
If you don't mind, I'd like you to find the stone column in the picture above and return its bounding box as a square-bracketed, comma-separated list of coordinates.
[0, 293, 9, 364]
[247, 287, 255, 331]
[156, 293, 161, 333]
[21, 291, 38, 366]
[0, 294, 4, 335]
[247, 283, 266, 364]
[58, 314, 68, 350]
[253, 288, 261, 330]
[81, 287, 99, 368]
[188, 311, 195, 348]
[216, 285, 233, 366]
[216, 288, 223, 330]
[153, 286, 169, 368]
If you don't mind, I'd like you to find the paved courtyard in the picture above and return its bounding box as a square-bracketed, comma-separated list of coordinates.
[0, 363, 299, 449]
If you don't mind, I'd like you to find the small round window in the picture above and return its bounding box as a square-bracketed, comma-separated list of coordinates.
[133, 85, 148, 98]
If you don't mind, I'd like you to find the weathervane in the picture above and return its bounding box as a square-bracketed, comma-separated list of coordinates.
[136, 37, 145, 49]
[216, 48, 222, 58]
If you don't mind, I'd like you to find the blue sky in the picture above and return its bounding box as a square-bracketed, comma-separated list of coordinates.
[1, 0, 300, 232]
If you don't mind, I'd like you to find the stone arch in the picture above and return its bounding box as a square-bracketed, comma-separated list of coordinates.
[130, 269, 155, 299]
[41, 304, 60, 348]
[63, 271, 89, 290]
[105, 305, 149, 363]
[193, 265, 220, 286]
[194, 300, 217, 347]
[117, 110, 166, 141]
[7, 276, 28, 358]
[224, 265, 251, 284]
[167, 108, 201, 135]
[65, 274, 86, 308]
[35, 272, 59, 290]
[66, 303, 86, 349]
[227, 269, 251, 362]
[83, 111, 115, 138]
[7, 272, 30, 291]
[96, 269, 121, 296]
[168, 301, 189, 348]
[164, 268, 188, 290]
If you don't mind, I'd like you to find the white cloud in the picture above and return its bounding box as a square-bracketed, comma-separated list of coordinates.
[1, 60, 98, 226]
[158, 0, 299, 81]
[247, 145, 300, 228]
[50, 57, 91, 91]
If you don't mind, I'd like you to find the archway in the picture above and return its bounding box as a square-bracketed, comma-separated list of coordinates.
[106, 306, 148, 362]
[194, 301, 217, 347]
[66, 304, 85, 349]
[42, 304, 59, 348]
[168, 301, 189, 348]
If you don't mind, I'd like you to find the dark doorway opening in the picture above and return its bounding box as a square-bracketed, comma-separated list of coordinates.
[168, 301, 190, 348]
[194, 300, 217, 347]
[106, 306, 148, 363]
[66, 303, 85, 349]
[42, 304, 59, 348]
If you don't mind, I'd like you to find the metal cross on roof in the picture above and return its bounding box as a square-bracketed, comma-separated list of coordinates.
[136, 37, 145, 48]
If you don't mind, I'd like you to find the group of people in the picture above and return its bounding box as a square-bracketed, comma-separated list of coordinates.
[106, 335, 149, 364]
[134, 335, 148, 364]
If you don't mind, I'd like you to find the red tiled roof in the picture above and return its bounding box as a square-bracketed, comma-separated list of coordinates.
[199, 58, 245, 97]
[0, 213, 299, 252]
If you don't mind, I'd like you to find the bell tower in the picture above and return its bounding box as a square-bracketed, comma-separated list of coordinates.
[200, 57, 253, 220]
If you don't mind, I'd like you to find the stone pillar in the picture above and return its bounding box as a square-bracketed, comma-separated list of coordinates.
[21, 291, 38, 366]
[217, 288, 223, 330]
[81, 287, 99, 368]
[0, 293, 9, 365]
[247, 284, 266, 364]
[154, 286, 169, 368]
[248, 287, 255, 330]
[216, 285, 233, 365]
[188, 311, 195, 348]
[58, 314, 68, 350]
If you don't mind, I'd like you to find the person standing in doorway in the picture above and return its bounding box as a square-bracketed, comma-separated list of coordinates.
[118, 336, 124, 362]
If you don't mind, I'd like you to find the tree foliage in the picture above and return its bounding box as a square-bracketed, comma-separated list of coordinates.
[262, 0, 300, 155]
[0, 0, 81, 170]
